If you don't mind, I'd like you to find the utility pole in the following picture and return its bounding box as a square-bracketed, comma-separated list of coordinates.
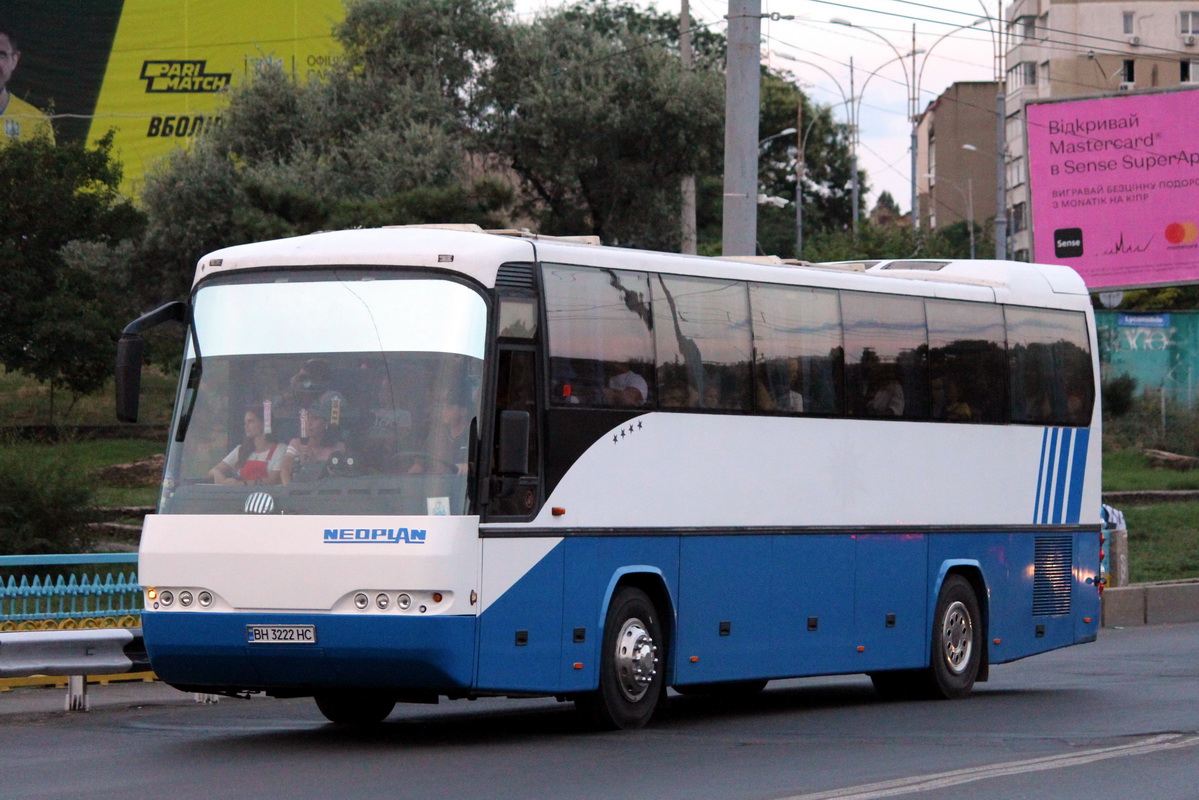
[796, 100, 804, 258]
[680, 0, 697, 254]
[721, 0, 761, 256]
[994, 0, 1007, 259]
[910, 24, 918, 230]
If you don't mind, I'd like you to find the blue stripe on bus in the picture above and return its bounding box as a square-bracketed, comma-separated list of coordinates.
[1065, 429, 1090, 524]
[1052, 428, 1073, 525]
[1040, 428, 1059, 524]
[1033, 428, 1049, 525]
[1033, 427, 1089, 525]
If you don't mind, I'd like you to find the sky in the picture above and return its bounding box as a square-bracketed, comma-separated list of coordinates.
[512, 0, 1006, 214]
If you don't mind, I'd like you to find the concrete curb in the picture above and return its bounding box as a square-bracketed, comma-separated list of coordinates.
[1102, 579, 1199, 627]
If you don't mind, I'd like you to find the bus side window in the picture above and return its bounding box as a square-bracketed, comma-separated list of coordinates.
[843, 292, 929, 420]
[653, 275, 752, 411]
[490, 347, 540, 517]
[748, 283, 843, 415]
[926, 299, 1007, 424]
[542, 264, 654, 408]
[1007, 306, 1094, 426]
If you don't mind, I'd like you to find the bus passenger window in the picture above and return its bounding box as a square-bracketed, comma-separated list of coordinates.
[1007, 307, 1094, 426]
[748, 284, 843, 415]
[926, 299, 1007, 424]
[842, 292, 928, 420]
[542, 264, 654, 408]
[653, 275, 751, 411]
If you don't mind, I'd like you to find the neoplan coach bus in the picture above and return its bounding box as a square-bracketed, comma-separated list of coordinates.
[116, 225, 1102, 729]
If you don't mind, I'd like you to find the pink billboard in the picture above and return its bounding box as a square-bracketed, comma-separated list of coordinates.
[1026, 89, 1199, 290]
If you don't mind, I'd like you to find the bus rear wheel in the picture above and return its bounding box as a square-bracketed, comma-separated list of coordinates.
[928, 574, 982, 699]
[314, 690, 396, 725]
[577, 587, 665, 730]
[870, 575, 982, 701]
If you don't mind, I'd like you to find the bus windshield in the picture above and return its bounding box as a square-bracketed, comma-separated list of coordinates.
[159, 272, 487, 517]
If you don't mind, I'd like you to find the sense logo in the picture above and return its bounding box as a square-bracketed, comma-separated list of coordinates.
[140, 61, 232, 93]
[1054, 227, 1084, 258]
[1165, 222, 1199, 245]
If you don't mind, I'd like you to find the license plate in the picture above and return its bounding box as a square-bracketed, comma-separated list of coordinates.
[246, 624, 317, 644]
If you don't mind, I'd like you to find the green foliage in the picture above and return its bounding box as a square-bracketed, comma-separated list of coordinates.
[1116, 285, 1199, 311]
[0, 440, 95, 555]
[798, 219, 987, 263]
[1102, 449, 1199, 491]
[479, 1, 725, 249]
[1104, 393, 1199, 454]
[0, 132, 145, 419]
[1121, 502, 1199, 583]
[1102, 373, 1138, 417]
[138, 0, 517, 304]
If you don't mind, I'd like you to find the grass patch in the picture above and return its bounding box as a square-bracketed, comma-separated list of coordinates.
[94, 487, 159, 508]
[1122, 501, 1199, 583]
[1103, 449, 1199, 491]
[0, 366, 178, 426]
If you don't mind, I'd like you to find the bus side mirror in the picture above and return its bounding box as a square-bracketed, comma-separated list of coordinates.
[115, 335, 146, 423]
[496, 410, 530, 476]
[114, 301, 189, 424]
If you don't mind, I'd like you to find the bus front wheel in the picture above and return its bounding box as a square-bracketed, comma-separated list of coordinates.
[314, 691, 396, 725]
[577, 587, 665, 730]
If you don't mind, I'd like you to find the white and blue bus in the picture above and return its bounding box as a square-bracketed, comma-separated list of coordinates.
[117, 226, 1102, 729]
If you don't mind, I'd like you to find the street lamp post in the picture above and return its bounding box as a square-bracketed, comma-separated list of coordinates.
[773, 53, 854, 245]
[831, 19, 922, 231]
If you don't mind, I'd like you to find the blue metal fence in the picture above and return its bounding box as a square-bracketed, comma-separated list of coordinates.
[0, 554, 140, 627]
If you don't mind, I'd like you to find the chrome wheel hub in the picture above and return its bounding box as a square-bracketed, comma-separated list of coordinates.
[614, 617, 658, 702]
[941, 600, 973, 675]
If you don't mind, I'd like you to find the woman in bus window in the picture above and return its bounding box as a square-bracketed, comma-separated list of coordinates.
[208, 406, 285, 486]
[281, 392, 347, 484]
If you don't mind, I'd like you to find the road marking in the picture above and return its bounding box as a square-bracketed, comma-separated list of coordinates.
[776, 733, 1199, 800]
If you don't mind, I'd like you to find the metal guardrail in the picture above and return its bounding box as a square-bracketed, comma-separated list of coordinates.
[0, 554, 151, 710]
[0, 554, 141, 628]
[0, 627, 150, 710]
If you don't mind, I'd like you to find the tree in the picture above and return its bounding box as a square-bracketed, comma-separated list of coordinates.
[0, 132, 144, 419]
[801, 219, 987, 263]
[138, 0, 517, 305]
[478, 1, 725, 249]
[715, 70, 861, 258]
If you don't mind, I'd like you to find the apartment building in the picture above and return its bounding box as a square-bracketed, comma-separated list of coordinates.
[1004, 0, 1199, 259]
[916, 82, 1001, 233]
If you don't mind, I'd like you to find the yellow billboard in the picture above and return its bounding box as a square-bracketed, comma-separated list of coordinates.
[2, 0, 345, 196]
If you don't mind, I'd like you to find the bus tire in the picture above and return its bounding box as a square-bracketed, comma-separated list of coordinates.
[927, 574, 982, 699]
[577, 587, 665, 730]
[314, 691, 396, 725]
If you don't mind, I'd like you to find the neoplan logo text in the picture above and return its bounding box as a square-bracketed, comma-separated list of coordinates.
[140, 61, 232, 93]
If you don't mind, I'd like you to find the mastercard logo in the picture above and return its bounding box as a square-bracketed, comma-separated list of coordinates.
[1165, 222, 1199, 244]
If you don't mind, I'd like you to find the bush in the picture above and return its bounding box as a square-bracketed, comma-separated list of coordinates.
[1102, 373, 1137, 417]
[0, 440, 95, 554]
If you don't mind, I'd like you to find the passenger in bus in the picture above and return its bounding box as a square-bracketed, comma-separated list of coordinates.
[603, 362, 649, 406]
[866, 374, 905, 416]
[270, 358, 332, 443]
[409, 389, 472, 475]
[758, 358, 804, 412]
[931, 377, 971, 422]
[208, 406, 285, 486]
[281, 392, 347, 484]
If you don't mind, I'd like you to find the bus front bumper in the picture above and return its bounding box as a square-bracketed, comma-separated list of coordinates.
[142, 611, 477, 694]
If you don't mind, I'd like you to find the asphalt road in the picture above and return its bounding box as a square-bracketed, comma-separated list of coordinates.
[3, 622, 1198, 800]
